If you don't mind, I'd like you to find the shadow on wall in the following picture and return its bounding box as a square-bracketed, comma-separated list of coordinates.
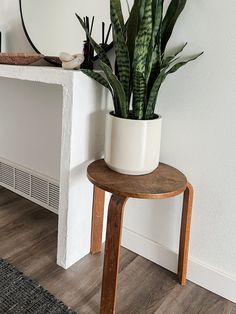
[125, 195, 183, 252]
[88, 110, 107, 159]
[71, 84, 111, 180]
[87, 82, 111, 161]
[0, 0, 33, 53]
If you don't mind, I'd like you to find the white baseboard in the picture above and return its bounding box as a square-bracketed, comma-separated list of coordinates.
[122, 227, 236, 304]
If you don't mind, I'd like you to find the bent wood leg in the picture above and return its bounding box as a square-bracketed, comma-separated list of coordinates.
[90, 186, 105, 254]
[178, 182, 194, 286]
[100, 194, 128, 314]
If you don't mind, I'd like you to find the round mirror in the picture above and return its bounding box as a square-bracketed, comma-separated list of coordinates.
[19, 0, 131, 57]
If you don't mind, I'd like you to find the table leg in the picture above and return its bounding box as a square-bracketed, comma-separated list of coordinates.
[100, 194, 128, 314]
[178, 182, 193, 286]
[91, 186, 105, 254]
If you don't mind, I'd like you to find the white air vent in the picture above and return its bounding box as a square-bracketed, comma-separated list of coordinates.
[0, 159, 60, 214]
[49, 183, 60, 210]
[0, 163, 14, 187]
[15, 168, 30, 195]
[31, 175, 48, 204]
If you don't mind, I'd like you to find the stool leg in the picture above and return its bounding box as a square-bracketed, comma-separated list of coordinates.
[91, 186, 105, 254]
[100, 194, 128, 314]
[178, 182, 193, 286]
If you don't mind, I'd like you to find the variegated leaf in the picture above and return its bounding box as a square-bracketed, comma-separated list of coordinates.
[162, 42, 187, 67]
[145, 69, 167, 119]
[167, 52, 203, 74]
[161, 0, 187, 53]
[127, 0, 141, 65]
[133, 71, 146, 119]
[111, 0, 125, 33]
[146, 0, 163, 89]
[81, 70, 113, 94]
[100, 61, 128, 118]
[111, 0, 130, 101]
[133, 0, 153, 74]
[145, 52, 203, 119]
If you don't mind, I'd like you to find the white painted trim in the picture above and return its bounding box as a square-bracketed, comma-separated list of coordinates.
[56, 76, 74, 269]
[122, 227, 236, 303]
[188, 257, 236, 304]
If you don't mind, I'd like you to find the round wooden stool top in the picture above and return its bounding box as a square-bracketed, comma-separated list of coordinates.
[87, 159, 187, 199]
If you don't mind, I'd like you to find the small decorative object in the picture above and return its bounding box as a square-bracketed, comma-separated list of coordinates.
[0, 53, 44, 65]
[78, 0, 203, 175]
[82, 41, 94, 69]
[59, 52, 84, 70]
[81, 16, 95, 69]
[44, 56, 62, 66]
[100, 22, 112, 51]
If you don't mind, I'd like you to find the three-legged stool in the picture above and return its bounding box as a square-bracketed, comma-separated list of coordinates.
[87, 159, 193, 314]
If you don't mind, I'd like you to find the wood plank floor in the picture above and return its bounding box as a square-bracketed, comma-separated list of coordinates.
[0, 187, 235, 313]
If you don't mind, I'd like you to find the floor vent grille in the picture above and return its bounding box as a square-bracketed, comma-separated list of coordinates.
[15, 168, 30, 195]
[31, 175, 48, 204]
[0, 163, 14, 188]
[49, 183, 60, 210]
[0, 160, 59, 213]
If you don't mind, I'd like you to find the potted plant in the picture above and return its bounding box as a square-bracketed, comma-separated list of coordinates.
[76, 0, 203, 175]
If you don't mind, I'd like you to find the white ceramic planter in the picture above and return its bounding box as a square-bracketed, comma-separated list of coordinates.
[104, 113, 162, 175]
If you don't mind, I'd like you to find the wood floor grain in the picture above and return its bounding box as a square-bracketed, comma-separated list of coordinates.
[0, 187, 235, 314]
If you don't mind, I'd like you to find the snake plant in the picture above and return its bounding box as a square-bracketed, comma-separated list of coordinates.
[76, 0, 203, 120]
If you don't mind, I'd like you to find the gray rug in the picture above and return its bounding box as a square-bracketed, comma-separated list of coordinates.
[0, 259, 76, 314]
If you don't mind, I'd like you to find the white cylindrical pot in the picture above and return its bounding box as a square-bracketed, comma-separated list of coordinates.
[104, 113, 162, 175]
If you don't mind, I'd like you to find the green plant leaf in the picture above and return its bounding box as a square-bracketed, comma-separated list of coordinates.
[146, 34, 162, 103]
[110, 0, 125, 33]
[161, 0, 187, 54]
[132, 0, 152, 119]
[100, 61, 128, 118]
[145, 52, 203, 119]
[80, 70, 113, 93]
[133, 71, 146, 119]
[145, 69, 167, 119]
[111, 0, 130, 101]
[133, 0, 153, 74]
[76, 13, 112, 68]
[151, 0, 164, 50]
[147, 46, 161, 81]
[162, 42, 187, 66]
[81, 69, 121, 115]
[146, 0, 163, 85]
[167, 52, 203, 74]
[127, 0, 141, 65]
[139, 0, 146, 23]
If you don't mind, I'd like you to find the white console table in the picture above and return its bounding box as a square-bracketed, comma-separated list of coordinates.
[0, 65, 108, 268]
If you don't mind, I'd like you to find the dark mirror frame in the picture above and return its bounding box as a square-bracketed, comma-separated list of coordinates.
[19, 0, 113, 65]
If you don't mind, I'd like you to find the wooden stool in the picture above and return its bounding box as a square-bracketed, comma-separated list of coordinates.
[87, 159, 193, 314]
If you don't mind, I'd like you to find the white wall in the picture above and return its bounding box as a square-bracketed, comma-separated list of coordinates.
[0, 0, 236, 303]
[123, 0, 236, 302]
[0, 0, 62, 181]
[0, 78, 62, 180]
[0, 0, 33, 53]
